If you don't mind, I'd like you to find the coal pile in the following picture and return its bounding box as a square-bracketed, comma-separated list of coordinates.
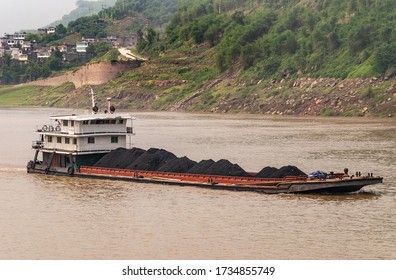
[93, 146, 306, 179]
[157, 156, 197, 173]
[256, 165, 306, 178]
[255, 166, 278, 178]
[187, 159, 215, 174]
[204, 159, 251, 177]
[94, 147, 145, 168]
[127, 148, 177, 171]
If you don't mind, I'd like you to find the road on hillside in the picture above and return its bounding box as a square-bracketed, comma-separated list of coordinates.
[118, 48, 147, 61]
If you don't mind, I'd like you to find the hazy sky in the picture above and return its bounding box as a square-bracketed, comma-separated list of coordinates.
[0, 0, 81, 35]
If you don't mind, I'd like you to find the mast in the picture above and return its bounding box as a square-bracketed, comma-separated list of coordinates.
[91, 88, 98, 114]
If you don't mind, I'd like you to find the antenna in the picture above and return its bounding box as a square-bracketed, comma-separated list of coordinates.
[90, 88, 98, 114]
[107, 97, 115, 114]
[90, 88, 95, 108]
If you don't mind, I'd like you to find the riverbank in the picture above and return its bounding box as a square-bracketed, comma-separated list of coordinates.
[1, 72, 395, 117]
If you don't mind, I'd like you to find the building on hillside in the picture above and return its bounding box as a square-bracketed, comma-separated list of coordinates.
[2, 33, 26, 47]
[82, 36, 96, 43]
[19, 53, 28, 62]
[10, 48, 21, 60]
[76, 41, 89, 53]
[38, 28, 48, 35]
[47, 27, 56, 34]
[22, 41, 32, 53]
[50, 44, 68, 53]
[36, 47, 52, 62]
[14, 33, 26, 40]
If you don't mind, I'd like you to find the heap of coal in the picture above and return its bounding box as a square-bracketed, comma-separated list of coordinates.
[94, 147, 306, 178]
[255, 166, 278, 178]
[255, 165, 306, 178]
[204, 159, 251, 177]
[157, 156, 197, 173]
[187, 159, 216, 174]
[127, 148, 177, 171]
[94, 147, 145, 169]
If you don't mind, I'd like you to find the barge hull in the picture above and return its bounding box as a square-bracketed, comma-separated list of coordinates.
[27, 165, 383, 194]
[73, 166, 381, 194]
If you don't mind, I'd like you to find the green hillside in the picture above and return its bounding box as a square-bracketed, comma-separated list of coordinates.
[1, 0, 395, 116]
[163, 0, 396, 79]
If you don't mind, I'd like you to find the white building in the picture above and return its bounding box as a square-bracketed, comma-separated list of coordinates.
[76, 41, 89, 53]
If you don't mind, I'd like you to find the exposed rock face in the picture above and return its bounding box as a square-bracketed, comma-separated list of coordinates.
[25, 61, 139, 88]
[209, 77, 395, 116]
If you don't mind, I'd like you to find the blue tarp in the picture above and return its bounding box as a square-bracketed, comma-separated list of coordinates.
[308, 170, 328, 179]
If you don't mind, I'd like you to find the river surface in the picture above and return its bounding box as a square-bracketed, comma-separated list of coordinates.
[0, 108, 395, 259]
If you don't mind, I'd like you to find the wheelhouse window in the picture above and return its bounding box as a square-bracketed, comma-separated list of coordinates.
[63, 120, 68, 126]
[73, 138, 77, 145]
[88, 137, 95, 144]
[65, 137, 70, 144]
[57, 137, 62, 143]
[47, 136, 52, 142]
[111, 136, 118, 143]
[70, 120, 74, 127]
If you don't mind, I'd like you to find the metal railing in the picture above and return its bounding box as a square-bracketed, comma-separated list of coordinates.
[32, 140, 44, 149]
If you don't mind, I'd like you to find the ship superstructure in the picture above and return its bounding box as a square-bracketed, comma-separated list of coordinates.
[28, 93, 134, 175]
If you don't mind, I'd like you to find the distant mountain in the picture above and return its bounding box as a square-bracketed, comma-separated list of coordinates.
[49, 0, 117, 27]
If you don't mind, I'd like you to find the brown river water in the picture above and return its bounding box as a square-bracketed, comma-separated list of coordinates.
[0, 108, 395, 259]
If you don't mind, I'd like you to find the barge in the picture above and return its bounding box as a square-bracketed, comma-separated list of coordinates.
[27, 93, 383, 194]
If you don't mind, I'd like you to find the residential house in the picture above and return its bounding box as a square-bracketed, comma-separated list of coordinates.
[19, 54, 28, 62]
[50, 44, 68, 53]
[14, 33, 26, 40]
[36, 47, 52, 62]
[38, 28, 48, 35]
[10, 48, 21, 60]
[82, 36, 96, 43]
[106, 35, 117, 42]
[76, 41, 89, 53]
[47, 27, 56, 34]
[4, 35, 17, 47]
[3, 33, 25, 47]
[22, 41, 32, 53]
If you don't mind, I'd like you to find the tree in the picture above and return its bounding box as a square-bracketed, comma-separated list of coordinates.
[56, 24, 67, 36]
[373, 43, 396, 76]
[46, 49, 63, 71]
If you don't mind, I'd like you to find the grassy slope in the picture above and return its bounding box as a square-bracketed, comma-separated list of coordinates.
[0, 86, 42, 106]
[1, 0, 395, 116]
[1, 45, 394, 116]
